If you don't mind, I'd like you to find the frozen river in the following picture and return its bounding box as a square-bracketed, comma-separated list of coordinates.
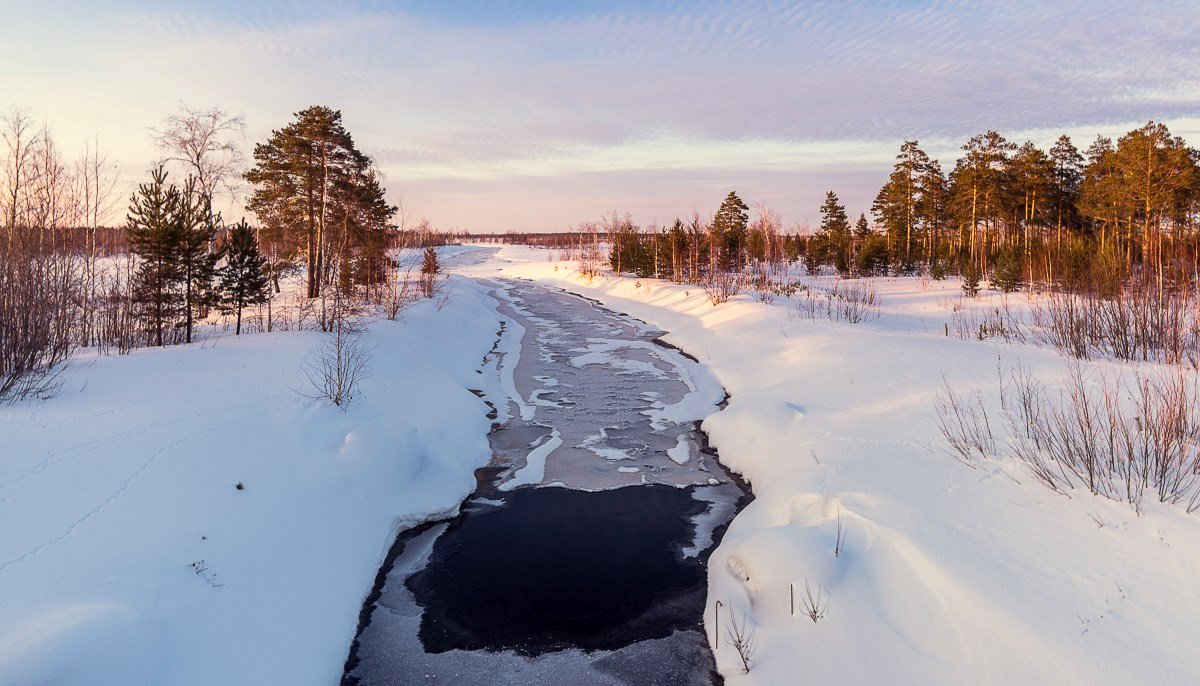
[343, 276, 748, 685]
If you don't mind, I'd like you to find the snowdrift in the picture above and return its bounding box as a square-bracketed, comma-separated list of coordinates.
[0, 275, 502, 685]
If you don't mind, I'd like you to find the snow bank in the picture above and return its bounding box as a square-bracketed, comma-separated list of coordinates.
[0, 274, 503, 685]
[460, 244, 1200, 684]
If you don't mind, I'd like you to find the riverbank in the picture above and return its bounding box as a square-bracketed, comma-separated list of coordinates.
[457, 244, 1200, 685]
[0, 275, 503, 685]
[345, 274, 750, 684]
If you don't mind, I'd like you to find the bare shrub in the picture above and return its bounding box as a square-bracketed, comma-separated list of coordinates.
[1030, 292, 1095, 360]
[794, 279, 880, 323]
[799, 578, 830, 623]
[835, 280, 881, 323]
[747, 266, 801, 305]
[936, 362, 1200, 512]
[434, 281, 453, 311]
[295, 291, 316, 331]
[948, 297, 1027, 343]
[724, 607, 756, 674]
[933, 376, 999, 466]
[0, 234, 80, 402]
[1030, 285, 1200, 366]
[383, 267, 415, 320]
[93, 256, 139, 354]
[702, 268, 741, 305]
[1006, 363, 1200, 510]
[834, 503, 847, 558]
[0, 109, 84, 402]
[302, 315, 372, 410]
[189, 559, 225, 588]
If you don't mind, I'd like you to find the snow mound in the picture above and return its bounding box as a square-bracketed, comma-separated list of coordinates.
[0, 603, 168, 685]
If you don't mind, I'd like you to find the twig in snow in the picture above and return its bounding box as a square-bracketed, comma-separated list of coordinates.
[834, 503, 847, 558]
[801, 578, 829, 623]
[724, 607, 756, 674]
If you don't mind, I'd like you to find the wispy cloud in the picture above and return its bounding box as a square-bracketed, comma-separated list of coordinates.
[2, 0, 1197, 229]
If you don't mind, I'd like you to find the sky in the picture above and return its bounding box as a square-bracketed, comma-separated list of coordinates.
[2, 0, 1198, 231]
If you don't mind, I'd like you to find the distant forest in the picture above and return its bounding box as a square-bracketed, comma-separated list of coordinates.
[3, 104, 1199, 402]
[573, 122, 1200, 299]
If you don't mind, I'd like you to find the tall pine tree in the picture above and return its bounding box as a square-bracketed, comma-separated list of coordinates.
[1048, 135, 1084, 242]
[245, 106, 395, 299]
[1009, 140, 1054, 256]
[127, 166, 186, 347]
[872, 140, 931, 265]
[177, 179, 220, 344]
[818, 191, 852, 276]
[711, 191, 749, 271]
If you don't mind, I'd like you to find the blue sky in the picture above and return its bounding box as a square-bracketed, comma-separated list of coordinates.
[2, 0, 1198, 230]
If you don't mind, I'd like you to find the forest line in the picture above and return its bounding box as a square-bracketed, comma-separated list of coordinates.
[3, 107, 1199, 403]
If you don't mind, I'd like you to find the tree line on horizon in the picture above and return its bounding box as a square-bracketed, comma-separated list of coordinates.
[597, 121, 1200, 299]
[5, 106, 1200, 402]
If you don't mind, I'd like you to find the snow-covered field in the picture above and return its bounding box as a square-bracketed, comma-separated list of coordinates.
[0, 273, 503, 685]
[458, 244, 1200, 685]
[4, 243, 1200, 685]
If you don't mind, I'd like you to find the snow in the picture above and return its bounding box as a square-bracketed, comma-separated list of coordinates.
[667, 434, 691, 465]
[7, 242, 1200, 684]
[458, 244, 1200, 685]
[481, 276, 725, 492]
[485, 280, 537, 422]
[499, 429, 563, 491]
[0, 274, 504, 686]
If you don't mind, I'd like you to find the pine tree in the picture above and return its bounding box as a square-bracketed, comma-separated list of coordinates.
[127, 166, 185, 347]
[818, 191, 852, 276]
[961, 259, 981, 297]
[853, 212, 885, 275]
[245, 106, 396, 299]
[1078, 136, 1124, 248]
[991, 243, 1023, 293]
[916, 160, 948, 265]
[1048, 135, 1084, 241]
[1009, 141, 1054, 259]
[872, 141, 931, 265]
[853, 213, 871, 240]
[950, 131, 1016, 262]
[176, 180, 220, 344]
[335, 168, 398, 288]
[218, 220, 271, 335]
[667, 218, 687, 282]
[1109, 122, 1198, 274]
[711, 191, 749, 271]
[419, 245, 441, 298]
[421, 245, 439, 277]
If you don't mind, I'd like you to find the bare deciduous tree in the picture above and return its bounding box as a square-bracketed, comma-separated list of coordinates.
[74, 137, 120, 347]
[1, 106, 40, 230]
[0, 110, 83, 403]
[152, 103, 246, 204]
[576, 221, 604, 279]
